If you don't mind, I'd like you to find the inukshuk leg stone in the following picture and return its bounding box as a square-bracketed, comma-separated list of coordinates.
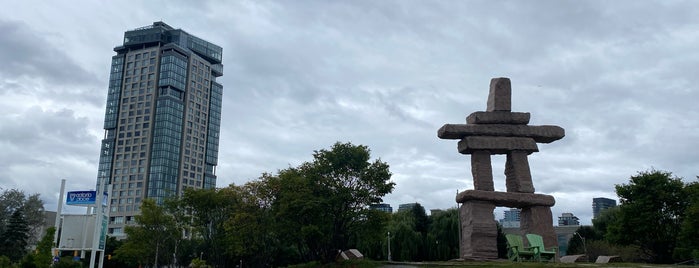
[460, 201, 497, 259]
[471, 151, 494, 191]
[505, 151, 534, 193]
[438, 77, 565, 260]
[520, 206, 557, 249]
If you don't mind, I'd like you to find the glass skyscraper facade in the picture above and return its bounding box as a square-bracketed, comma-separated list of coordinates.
[96, 22, 223, 237]
[592, 197, 617, 219]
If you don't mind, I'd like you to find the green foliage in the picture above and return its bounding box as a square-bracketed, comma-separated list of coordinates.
[608, 170, 686, 263]
[310, 142, 395, 254]
[566, 226, 598, 256]
[591, 206, 619, 241]
[264, 142, 395, 263]
[386, 208, 421, 262]
[0, 256, 12, 268]
[181, 187, 236, 267]
[0, 209, 30, 262]
[19, 253, 36, 268]
[585, 239, 644, 263]
[289, 259, 381, 268]
[495, 223, 507, 259]
[114, 199, 178, 267]
[0, 189, 45, 246]
[350, 209, 391, 261]
[189, 258, 210, 268]
[674, 181, 699, 261]
[429, 208, 460, 261]
[52, 257, 81, 268]
[31, 227, 55, 268]
[221, 182, 278, 266]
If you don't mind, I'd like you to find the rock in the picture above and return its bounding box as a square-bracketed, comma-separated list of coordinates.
[487, 78, 511, 112]
[471, 151, 494, 191]
[520, 206, 557, 249]
[459, 201, 498, 259]
[455, 190, 555, 207]
[458, 136, 538, 154]
[505, 151, 535, 193]
[438, 124, 565, 143]
[466, 111, 530, 125]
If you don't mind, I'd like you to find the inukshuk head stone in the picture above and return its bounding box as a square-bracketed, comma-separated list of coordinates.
[438, 77, 565, 259]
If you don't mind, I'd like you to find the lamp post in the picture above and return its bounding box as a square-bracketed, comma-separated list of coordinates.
[387, 231, 392, 261]
[574, 232, 587, 258]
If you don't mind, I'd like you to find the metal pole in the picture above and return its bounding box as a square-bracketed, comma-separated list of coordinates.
[457, 189, 461, 258]
[387, 231, 391, 261]
[90, 177, 107, 268]
[574, 232, 587, 260]
[53, 179, 66, 258]
[98, 184, 112, 268]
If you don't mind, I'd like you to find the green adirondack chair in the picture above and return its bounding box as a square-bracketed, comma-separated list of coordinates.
[525, 233, 557, 262]
[505, 234, 535, 262]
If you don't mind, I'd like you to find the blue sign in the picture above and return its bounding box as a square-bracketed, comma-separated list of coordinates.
[66, 191, 96, 205]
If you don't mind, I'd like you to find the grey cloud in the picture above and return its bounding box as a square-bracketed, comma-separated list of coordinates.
[0, 19, 99, 86]
[2, 1, 699, 225]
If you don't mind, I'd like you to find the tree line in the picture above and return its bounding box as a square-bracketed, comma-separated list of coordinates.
[109, 142, 478, 267]
[566, 170, 699, 264]
[3, 143, 698, 267]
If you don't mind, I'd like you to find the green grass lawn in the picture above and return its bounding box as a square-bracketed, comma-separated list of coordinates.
[292, 259, 684, 268]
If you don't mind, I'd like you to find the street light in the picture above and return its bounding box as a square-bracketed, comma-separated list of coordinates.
[573, 232, 587, 259]
[387, 231, 392, 261]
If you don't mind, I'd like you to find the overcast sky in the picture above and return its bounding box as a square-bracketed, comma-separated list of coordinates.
[1, 1, 698, 225]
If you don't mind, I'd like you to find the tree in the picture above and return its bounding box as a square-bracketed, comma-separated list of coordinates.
[114, 199, 178, 267]
[387, 211, 421, 262]
[428, 208, 460, 260]
[181, 188, 237, 267]
[407, 203, 429, 261]
[222, 182, 278, 267]
[308, 142, 395, 257]
[607, 170, 687, 263]
[265, 166, 331, 263]
[592, 206, 619, 241]
[32, 227, 56, 268]
[0, 209, 30, 262]
[674, 180, 699, 260]
[567, 226, 598, 256]
[350, 208, 391, 261]
[0, 189, 45, 245]
[264, 142, 394, 263]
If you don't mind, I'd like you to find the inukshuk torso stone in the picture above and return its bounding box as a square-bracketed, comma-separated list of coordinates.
[438, 77, 564, 260]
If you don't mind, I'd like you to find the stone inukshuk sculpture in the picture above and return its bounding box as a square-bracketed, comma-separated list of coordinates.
[438, 77, 564, 259]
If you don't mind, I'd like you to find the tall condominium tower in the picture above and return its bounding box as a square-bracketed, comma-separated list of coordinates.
[592, 197, 617, 219]
[96, 22, 223, 237]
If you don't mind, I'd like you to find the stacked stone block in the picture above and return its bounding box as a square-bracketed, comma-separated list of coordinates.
[438, 77, 564, 259]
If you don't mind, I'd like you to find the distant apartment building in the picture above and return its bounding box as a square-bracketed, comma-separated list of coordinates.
[397, 202, 418, 212]
[499, 208, 521, 228]
[369, 203, 393, 213]
[558, 212, 580, 226]
[592, 197, 617, 219]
